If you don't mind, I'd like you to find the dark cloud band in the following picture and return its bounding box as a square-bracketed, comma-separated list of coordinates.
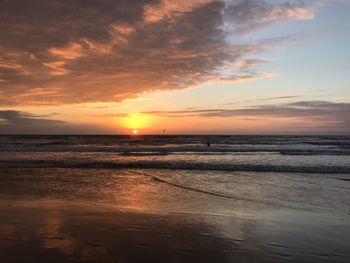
[142, 100, 350, 132]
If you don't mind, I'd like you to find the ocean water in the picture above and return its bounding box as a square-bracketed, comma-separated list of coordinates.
[0, 135, 349, 213]
[1, 135, 350, 171]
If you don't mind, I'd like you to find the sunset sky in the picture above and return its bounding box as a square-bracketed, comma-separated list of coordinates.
[0, 0, 349, 134]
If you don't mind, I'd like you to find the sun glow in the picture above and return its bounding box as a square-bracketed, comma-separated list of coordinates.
[119, 113, 153, 132]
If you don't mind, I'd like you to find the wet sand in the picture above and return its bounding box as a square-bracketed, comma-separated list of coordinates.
[1, 168, 350, 262]
[0, 202, 275, 263]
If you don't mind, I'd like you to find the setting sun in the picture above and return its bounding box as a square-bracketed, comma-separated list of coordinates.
[133, 129, 138, 135]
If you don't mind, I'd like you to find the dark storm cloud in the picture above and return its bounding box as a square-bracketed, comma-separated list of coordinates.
[142, 101, 350, 131]
[0, 0, 314, 106]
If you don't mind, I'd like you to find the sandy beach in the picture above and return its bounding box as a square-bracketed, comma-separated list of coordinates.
[1, 167, 350, 262]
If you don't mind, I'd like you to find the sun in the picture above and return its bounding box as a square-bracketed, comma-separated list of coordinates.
[132, 129, 138, 135]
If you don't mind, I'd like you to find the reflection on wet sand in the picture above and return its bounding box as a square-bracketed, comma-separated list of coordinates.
[0, 202, 268, 263]
[1, 168, 350, 262]
[37, 209, 77, 256]
[1, 199, 350, 263]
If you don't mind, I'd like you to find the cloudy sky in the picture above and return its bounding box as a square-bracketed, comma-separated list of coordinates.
[0, 0, 349, 134]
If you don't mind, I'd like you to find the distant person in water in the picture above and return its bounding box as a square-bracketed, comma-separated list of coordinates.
[207, 140, 211, 147]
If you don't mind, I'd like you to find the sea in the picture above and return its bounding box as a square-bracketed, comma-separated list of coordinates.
[0, 135, 349, 213]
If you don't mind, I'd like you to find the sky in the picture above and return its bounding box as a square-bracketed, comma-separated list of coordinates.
[0, 0, 349, 135]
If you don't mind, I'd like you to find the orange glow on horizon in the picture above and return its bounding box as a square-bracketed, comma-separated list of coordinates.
[119, 113, 153, 130]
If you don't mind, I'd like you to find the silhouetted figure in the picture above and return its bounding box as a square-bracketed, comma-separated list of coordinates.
[207, 140, 211, 147]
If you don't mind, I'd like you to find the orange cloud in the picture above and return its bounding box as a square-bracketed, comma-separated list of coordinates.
[82, 38, 112, 54]
[42, 61, 69, 76]
[49, 43, 83, 59]
[143, 0, 214, 23]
